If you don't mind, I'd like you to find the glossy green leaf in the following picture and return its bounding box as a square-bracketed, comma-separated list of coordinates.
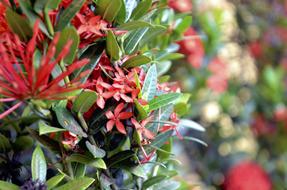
[174, 16, 192, 34]
[47, 174, 65, 190]
[73, 163, 86, 178]
[75, 43, 105, 83]
[108, 150, 135, 167]
[115, 0, 126, 23]
[54, 107, 87, 137]
[56, 27, 79, 64]
[85, 141, 106, 158]
[149, 130, 173, 149]
[34, 0, 61, 13]
[72, 90, 98, 113]
[66, 154, 107, 169]
[119, 21, 153, 31]
[148, 93, 181, 111]
[157, 139, 172, 161]
[122, 55, 151, 68]
[130, 165, 146, 178]
[106, 30, 121, 60]
[54, 177, 95, 190]
[0, 134, 11, 152]
[134, 99, 148, 120]
[179, 136, 208, 147]
[142, 64, 157, 101]
[96, 0, 123, 22]
[31, 145, 47, 182]
[142, 175, 167, 190]
[18, 0, 49, 36]
[5, 8, 32, 41]
[156, 53, 184, 62]
[124, 27, 149, 54]
[0, 181, 19, 190]
[39, 120, 66, 135]
[55, 0, 85, 31]
[140, 25, 167, 47]
[178, 119, 205, 132]
[130, 0, 152, 20]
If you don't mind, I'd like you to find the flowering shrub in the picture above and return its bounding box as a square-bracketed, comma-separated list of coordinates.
[0, 0, 204, 189]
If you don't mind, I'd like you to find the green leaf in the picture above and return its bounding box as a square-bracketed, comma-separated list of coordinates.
[130, 0, 152, 20]
[72, 90, 98, 113]
[115, 0, 126, 24]
[134, 99, 148, 120]
[140, 25, 167, 47]
[156, 53, 184, 62]
[85, 141, 106, 158]
[130, 165, 146, 178]
[142, 64, 157, 101]
[31, 145, 47, 182]
[14, 136, 34, 150]
[148, 93, 181, 111]
[47, 174, 65, 190]
[153, 180, 180, 190]
[124, 27, 149, 54]
[75, 43, 105, 83]
[0, 134, 11, 152]
[124, 0, 137, 21]
[107, 137, 131, 158]
[45, 0, 62, 10]
[178, 119, 205, 132]
[54, 107, 87, 137]
[5, 8, 32, 41]
[106, 30, 121, 60]
[179, 137, 208, 147]
[174, 16, 192, 34]
[157, 139, 172, 161]
[108, 150, 135, 167]
[66, 154, 107, 169]
[149, 130, 173, 149]
[0, 181, 19, 190]
[119, 21, 153, 31]
[54, 177, 95, 190]
[18, 0, 50, 36]
[34, 0, 61, 13]
[55, 0, 86, 31]
[142, 175, 167, 190]
[122, 55, 151, 68]
[96, 0, 123, 22]
[39, 120, 66, 135]
[56, 26, 79, 64]
[73, 163, 86, 178]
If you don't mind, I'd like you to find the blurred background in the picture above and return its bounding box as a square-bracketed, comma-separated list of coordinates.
[168, 0, 287, 189]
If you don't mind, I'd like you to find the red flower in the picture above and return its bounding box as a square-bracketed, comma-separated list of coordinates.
[207, 58, 228, 93]
[105, 103, 133, 134]
[94, 77, 115, 109]
[248, 41, 263, 59]
[178, 28, 204, 69]
[0, 21, 90, 119]
[0, 2, 8, 35]
[131, 117, 155, 140]
[62, 131, 79, 149]
[251, 114, 275, 136]
[168, 0, 192, 13]
[224, 161, 272, 190]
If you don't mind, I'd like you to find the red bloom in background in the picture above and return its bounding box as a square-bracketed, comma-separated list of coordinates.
[168, 0, 192, 13]
[178, 28, 204, 69]
[0, 2, 8, 35]
[105, 103, 133, 134]
[224, 161, 272, 190]
[207, 58, 228, 93]
[248, 41, 263, 59]
[251, 114, 275, 136]
[0, 21, 90, 119]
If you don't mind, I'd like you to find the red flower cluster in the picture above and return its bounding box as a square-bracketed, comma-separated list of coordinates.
[178, 28, 204, 69]
[168, 0, 192, 13]
[251, 114, 276, 136]
[0, 21, 89, 119]
[224, 161, 272, 190]
[207, 57, 228, 93]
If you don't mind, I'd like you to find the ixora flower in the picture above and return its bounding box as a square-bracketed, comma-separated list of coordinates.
[223, 161, 272, 190]
[178, 27, 205, 68]
[0, 21, 89, 119]
[105, 103, 133, 134]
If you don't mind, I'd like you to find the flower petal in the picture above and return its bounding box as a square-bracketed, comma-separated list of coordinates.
[115, 120, 127, 134]
[118, 112, 133, 120]
[106, 120, 115, 131]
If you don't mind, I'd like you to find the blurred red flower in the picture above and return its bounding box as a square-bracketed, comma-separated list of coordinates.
[207, 58, 228, 93]
[178, 28, 204, 69]
[248, 41, 263, 59]
[251, 114, 275, 136]
[168, 0, 192, 13]
[224, 161, 272, 190]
